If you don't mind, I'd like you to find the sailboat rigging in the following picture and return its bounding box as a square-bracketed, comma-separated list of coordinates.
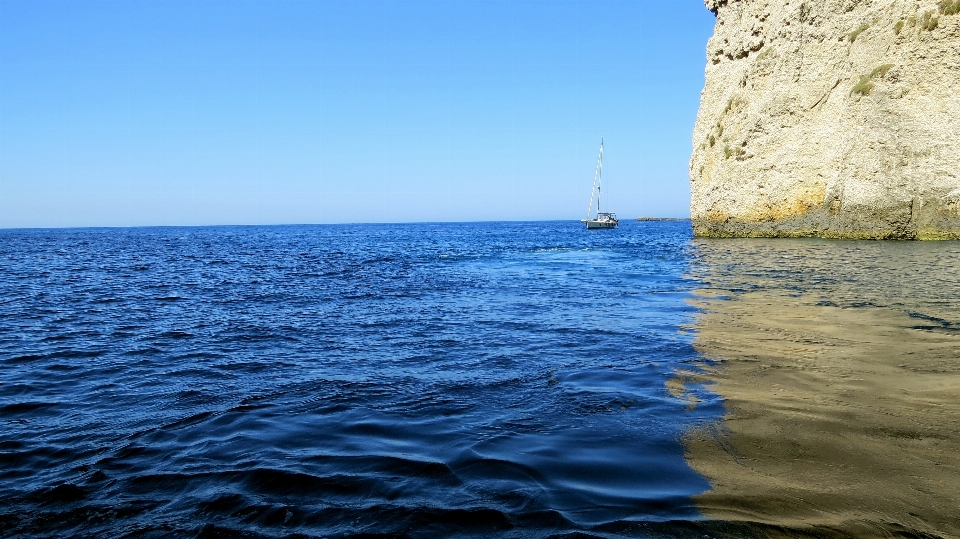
[580, 137, 619, 229]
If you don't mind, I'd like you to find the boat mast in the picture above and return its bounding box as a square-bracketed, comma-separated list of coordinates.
[586, 137, 604, 220]
[597, 137, 603, 215]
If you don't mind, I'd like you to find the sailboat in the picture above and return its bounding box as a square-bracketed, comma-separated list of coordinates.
[580, 137, 619, 229]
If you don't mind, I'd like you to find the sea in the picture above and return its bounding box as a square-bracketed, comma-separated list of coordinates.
[1, 221, 957, 539]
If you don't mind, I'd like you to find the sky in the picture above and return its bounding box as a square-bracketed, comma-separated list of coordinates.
[0, 0, 716, 228]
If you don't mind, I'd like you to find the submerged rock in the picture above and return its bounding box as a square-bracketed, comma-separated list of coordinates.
[690, 0, 960, 239]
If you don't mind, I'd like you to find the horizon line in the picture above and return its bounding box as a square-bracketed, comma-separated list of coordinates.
[0, 217, 693, 231]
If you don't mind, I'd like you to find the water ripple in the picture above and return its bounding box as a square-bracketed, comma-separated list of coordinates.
[0, 221, 716, 538]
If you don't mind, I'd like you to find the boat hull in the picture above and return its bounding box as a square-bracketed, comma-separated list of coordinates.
[582, 219, 618, 229]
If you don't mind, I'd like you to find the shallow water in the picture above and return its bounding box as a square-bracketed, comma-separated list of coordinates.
[682, 238, 960, 538]
[0, 221, 722, 538]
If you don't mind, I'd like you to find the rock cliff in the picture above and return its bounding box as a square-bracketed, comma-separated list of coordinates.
[690, 0, 960, 239]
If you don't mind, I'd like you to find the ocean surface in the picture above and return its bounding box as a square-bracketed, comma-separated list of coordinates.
[4, 221, 958, 538]
[0, 221, 723, 539]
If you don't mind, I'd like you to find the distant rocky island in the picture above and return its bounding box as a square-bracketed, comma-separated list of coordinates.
[690, 0, 960, 239]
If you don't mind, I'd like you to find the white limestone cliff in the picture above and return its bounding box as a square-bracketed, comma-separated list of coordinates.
[690, 0, 960, 239]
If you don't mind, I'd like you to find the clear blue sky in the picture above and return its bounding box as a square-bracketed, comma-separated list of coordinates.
[0, 1, 715, 227]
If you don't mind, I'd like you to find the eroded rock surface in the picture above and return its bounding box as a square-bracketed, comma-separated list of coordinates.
[690, 0, 960, 239]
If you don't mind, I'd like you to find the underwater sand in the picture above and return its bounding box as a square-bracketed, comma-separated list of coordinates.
[682, 238, 960, 538]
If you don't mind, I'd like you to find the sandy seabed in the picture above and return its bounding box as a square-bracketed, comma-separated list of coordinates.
[678, 239, 960, 538]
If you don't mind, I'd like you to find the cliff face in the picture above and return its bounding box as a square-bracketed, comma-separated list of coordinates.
[690, 0, 960, 239]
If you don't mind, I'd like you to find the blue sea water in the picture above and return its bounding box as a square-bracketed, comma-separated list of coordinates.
[0, 221, 723, 538]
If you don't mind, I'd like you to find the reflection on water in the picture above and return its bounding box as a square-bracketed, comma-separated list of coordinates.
[682, 238, 960, 538]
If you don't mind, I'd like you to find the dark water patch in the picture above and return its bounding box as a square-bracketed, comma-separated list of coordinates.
[172, 351, 229, 361]
[303, 454, 462, 486]
[0, 383, 44, 398]
[403, 506, 514, 532]
[5, 354, 46, 364]
[93, 296, 125, 303]
[122, 347, 166, 357]
[30, 483, 87, 504]
[227, 503, 301, 528]
[0, 401, 59, 416]
[82, 469, 110, 484]
[197, 493, 248, 515]
[907, 311, 958, 333]
[227, 403, 274, 414]
[126, 472, 216, 495]
[0, 440, 27, 450]
[159, 330, 194, 339]
[45, 349, 106, 360]
[41, 332, 94, 342]
[0, 444, 94, 473]
[3, 500, 162, 537]
[116, 324, 148, 331]
[242, 468, 388, 499]
[161, 411, 216, 431]
[95, 444, 164, 473]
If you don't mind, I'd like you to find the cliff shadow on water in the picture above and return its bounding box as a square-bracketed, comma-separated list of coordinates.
[674, 237, 960, 538]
